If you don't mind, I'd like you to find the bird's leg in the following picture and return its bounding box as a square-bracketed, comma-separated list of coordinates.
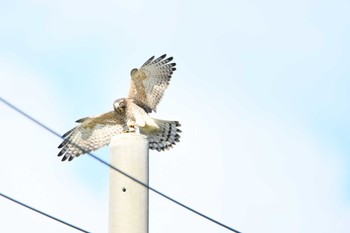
[122, 124, 129, 133]
[123, 120, 137, 133]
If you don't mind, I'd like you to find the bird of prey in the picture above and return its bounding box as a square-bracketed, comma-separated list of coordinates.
[58, 54, 181, 161]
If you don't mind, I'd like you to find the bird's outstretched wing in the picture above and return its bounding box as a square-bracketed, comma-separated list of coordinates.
[57, 111, 125, 161]
[128, 54, 176, 113]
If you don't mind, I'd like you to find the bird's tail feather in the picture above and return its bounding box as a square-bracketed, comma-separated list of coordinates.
[140, 118, 181, 151]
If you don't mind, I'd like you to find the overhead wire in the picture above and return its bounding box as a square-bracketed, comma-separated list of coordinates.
[0, 192, 89, 232]
[0, 96, 241, 233]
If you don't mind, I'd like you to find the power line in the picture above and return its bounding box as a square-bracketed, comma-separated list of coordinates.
[0, 96, 241, 233]
[0, 192, 89, 232]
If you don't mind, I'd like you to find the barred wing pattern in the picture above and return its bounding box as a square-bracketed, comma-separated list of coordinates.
[140, 118, 181, 151]
[128, 54, 176, 112]
[57, 111, 125, 161]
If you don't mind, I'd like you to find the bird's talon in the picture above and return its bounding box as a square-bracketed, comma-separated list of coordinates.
[123, 126, 136, 133]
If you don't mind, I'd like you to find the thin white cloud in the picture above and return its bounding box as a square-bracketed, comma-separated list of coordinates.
[0, 61, 108, 232]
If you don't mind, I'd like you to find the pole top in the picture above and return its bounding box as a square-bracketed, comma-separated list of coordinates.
[111, 133, 148, 147]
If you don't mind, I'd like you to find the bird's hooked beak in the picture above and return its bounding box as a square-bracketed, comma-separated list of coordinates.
[114, 99, 126, 113]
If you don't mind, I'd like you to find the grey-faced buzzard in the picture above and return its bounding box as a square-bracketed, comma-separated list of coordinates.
[58, 55, 181, 161]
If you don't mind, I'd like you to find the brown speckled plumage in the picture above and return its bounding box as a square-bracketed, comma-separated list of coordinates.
[58, 55, 181, 161]
[128, 54, 176, 113]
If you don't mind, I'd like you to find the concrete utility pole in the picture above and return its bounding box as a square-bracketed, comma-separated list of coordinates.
[109, 133, 149, 233]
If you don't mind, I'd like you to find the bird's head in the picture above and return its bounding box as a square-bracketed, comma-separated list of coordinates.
[113, 98, 126, 113]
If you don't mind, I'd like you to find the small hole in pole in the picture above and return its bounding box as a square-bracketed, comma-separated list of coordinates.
[122, 187, 126, 192]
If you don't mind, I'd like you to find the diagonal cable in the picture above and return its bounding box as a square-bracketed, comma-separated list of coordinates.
[0, 96, 241, 233]
[0, 192, 89, 232]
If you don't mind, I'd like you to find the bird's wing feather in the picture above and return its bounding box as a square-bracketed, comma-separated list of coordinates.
[57, 111, 125, 161]
[128, 54, 176, 112]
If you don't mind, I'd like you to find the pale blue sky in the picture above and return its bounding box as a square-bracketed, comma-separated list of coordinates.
[1, 0, 350, 232]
